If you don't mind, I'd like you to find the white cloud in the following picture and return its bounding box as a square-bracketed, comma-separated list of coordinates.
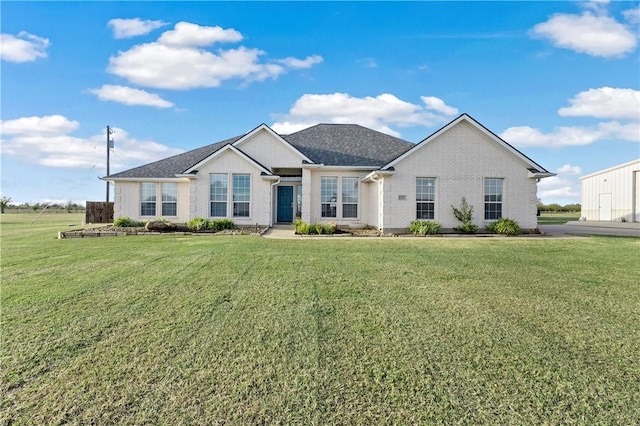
[108, 18, 168, 39]
[271, 93, 458, 137]
[537, 175, 581, 204]
[501, 121, 639, 148]
[558, 87, 640, 119]
[276, 55, 324, 69]
[556, 164, 582, 175]
[157, 21, 242, 46]
[1, 115, 79, 135]
[107, 21, 322, 90]
[530, 11, 637, 57]
[0, 31, 50, 63]
[87, 85, 174, 108]
[421, 96, 459, 116]
[623, 6, 640, 25]
[0, 115, 182, 171]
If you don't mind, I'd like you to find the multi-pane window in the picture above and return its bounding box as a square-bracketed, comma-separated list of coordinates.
[140, 182, 157, 216]
[210, 174, 228, 217]
[342, 177, 359, 218]
[161, 183, 177, 216]
[232, 174, 250, 218]
[321, 177, 338, 218]
[484, 178, 503, 220]
[416, 178, 436, 219]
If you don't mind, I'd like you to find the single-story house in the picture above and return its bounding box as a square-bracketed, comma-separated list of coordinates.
[580, 159, 640, 222]
[103, 114, 555, 233]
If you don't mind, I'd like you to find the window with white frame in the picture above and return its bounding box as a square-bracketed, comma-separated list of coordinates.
[416, 177, 436, 219]
[484, 178, 503, 220]
[342, 177, 359, 218]
[232, 174, 250, 218]
[161, 183, 177, 216]
[140, 182, 157, 216]
[321, 177, 338, 218]
[210, 174, 228, 217]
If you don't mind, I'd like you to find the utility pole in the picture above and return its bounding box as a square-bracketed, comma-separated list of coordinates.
[106, 126, 114, 203]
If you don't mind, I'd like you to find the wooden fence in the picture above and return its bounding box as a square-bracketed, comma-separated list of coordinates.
[85, 202, 114, 224]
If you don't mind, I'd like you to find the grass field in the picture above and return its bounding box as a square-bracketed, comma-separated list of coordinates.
[537, 212, 581, 225]
[2, 213, 639, 424]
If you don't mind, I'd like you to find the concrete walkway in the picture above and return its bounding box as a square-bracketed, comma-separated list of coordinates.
[539, 221, 640, 238]
[263, 221, 640, 239]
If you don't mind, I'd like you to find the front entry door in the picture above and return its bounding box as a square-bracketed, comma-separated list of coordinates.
[277, 186, 294, 222]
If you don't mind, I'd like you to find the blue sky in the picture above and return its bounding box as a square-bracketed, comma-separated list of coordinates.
[2, 1, 639, 206]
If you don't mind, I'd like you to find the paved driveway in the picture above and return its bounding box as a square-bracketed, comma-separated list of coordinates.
[538, 222, 640, 238]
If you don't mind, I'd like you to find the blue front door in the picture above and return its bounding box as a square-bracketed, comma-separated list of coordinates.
[277, 186, 294, 223]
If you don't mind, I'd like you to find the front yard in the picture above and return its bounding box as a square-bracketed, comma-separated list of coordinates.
[1, 214, 639, 424]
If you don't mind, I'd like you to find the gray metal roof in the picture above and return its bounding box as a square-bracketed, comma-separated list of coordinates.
[106, 124, 414, 179]
[283, 124, 413, 167]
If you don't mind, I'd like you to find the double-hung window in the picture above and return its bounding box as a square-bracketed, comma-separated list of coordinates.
[416, 178, 436, 220]
[342, 177, 359, 218]
[161, 183, 177, 216]
[484, 178, 503, 220]
[321, 177, 338, 218]
[232, 174, 250, 218]
[140, 182, 157, 216]
[210, 174, 228, 217]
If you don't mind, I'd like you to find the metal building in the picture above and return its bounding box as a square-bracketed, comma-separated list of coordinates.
[580, 159, 640, 222]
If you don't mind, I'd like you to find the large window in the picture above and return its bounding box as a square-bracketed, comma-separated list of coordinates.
[210, 174, 228, 217]
[484, 178, 503, 220]
[161, 183, 177, 216]
[342, 177, 359, 218]
[232, 174, 250, 218]
[416, 177, 436, 219]
[321, 177, 338, 218]
[140, 182, 157, 216]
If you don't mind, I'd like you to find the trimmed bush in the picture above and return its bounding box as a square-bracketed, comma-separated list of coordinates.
[293, 219, 335, 235]
[187, 217, 208, 231]
[487, 218, 522, 236]
[113, 217, 145, 228]
[408, 220, 441, 235]
[207, 219, 235, 232]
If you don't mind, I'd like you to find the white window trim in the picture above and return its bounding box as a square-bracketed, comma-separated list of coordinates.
[484, 177, 504, 222]
[320, 176, 360, 220]
[415, 177, 437, 221]
[209, 173, 252, 219]
[161, 182, 178, 218]
[140, 182, 157, 217]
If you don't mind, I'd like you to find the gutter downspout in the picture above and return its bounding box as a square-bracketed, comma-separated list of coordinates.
[369, 173, 383, 232]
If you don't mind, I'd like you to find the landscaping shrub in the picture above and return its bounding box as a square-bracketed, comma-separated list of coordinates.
[451, 197, 478, 233]
[293, 219, 334, 235]
[113, 217, 145, 228]
[487, 217, 522, 235]
[207, 219, 235, 232]
[408, 220, 441, 235]
[187, 217, 208, 231]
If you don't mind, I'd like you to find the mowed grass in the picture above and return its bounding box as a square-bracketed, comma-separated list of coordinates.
[538, 212, 581, 224]
[1, 214, 639, 424]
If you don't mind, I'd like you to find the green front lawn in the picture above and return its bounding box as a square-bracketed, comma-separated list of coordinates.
[1, 214, 639, 424]
[537, 211, 581, 224]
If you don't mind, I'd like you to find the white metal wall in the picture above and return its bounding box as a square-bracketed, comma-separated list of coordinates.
[581, 159, 640, 222]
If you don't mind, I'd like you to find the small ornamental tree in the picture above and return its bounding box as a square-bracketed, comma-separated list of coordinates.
[0, 196, 12, 214]
[451, 197, 478, 233]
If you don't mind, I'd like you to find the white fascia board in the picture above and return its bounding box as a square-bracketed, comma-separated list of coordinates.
[528, 171, 556, 179]
[303, 165, 379, 171]
[184, 144, 272, 175]
[580, 158, 640, 180]
[232, 123, 313, 164]
[102, 177, 191, 183]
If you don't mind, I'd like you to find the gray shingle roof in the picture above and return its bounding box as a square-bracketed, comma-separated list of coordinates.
[106, 124, 414, 179]
[284, 124, 413, 167]
[106, 136, 242, 178]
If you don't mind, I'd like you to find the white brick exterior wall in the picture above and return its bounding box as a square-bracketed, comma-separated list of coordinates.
[235, 128, 306, 168]
[381, 121, 539, 232]
[114, 180, 191, 223]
